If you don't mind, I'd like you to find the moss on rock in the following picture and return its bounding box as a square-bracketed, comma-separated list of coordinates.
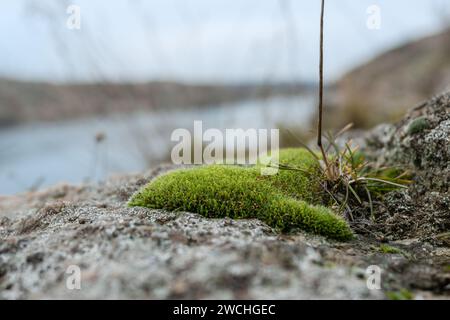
[378, 244, 403, 254]
[407, 116, 429, 135]
[129, 148, 353, 241]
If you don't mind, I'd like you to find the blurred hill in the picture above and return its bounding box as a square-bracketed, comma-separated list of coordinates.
[326, 27, 450, 129]
[0, 79, 313, 127]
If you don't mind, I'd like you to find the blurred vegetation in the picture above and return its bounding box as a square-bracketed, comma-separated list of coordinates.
[277, 122, 315, 148]
[326, 28, 450, 129]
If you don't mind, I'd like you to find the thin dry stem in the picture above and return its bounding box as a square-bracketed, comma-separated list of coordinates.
[317, 0, 329, 169]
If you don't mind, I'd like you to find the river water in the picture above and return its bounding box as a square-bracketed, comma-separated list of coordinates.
[0, 95, 315, 195]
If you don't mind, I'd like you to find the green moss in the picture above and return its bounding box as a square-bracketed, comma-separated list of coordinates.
[407, 117, 429, 135]
[386, 289, 414, 300]
[378, 244, 403, 254]
[129, 148, 353, 241]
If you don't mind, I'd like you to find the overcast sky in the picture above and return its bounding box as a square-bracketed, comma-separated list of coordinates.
[0, 0, 448, 83]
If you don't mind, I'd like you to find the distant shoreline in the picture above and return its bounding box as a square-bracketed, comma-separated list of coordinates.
[0, 79, 317, 128]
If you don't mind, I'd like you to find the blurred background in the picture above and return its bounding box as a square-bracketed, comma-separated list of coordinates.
[0, 0, 449, 195]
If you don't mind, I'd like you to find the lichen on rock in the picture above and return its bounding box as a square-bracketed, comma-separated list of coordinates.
[361, 91, 450, 240]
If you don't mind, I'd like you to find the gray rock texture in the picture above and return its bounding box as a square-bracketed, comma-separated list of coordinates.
[361, 92, 450, 240]
[1, 93, 449, 300]
[0, 172, 380, 299]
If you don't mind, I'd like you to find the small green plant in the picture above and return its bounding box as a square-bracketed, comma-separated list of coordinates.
[386, 289, 414, 300]
[129, 149, 353, 241]
[277, 0, 411, 221]
[275, 129, 411, 221]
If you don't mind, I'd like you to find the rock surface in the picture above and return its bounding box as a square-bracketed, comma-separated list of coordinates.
[0, 170, 381, 299]
[1, 93, 450, 299]
[361, 92, 450, 241]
